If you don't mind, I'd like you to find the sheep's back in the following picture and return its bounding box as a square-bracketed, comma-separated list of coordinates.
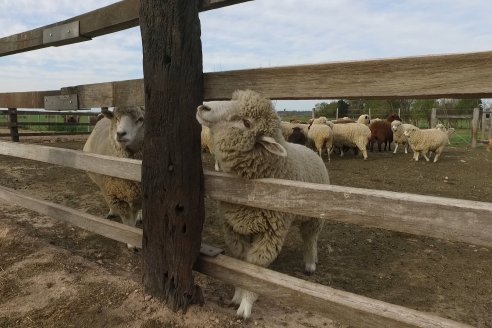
[332, 123, 371, 146]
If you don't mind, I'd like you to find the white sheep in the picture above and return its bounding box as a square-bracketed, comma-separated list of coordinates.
[196, 90, 330, 320]
[356, 114, 370, 125]
[329, 121, 371, 160]
[404, 127, 450, 162]
[307, 121, 333, 161]
[83, 106, 144, 248]
[391, 120, 418, 154]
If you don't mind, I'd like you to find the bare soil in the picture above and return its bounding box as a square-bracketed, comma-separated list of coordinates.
[0, 136, 491, 328]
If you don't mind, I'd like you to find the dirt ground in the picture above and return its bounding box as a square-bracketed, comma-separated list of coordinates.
[0, 136, 491, 328]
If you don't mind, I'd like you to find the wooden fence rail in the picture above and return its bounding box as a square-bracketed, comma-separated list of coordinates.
[0, 184, 472, 328]
[1, 140, 491, 249]
[3, 51, 492, 109]
[0, 0, 252, 57]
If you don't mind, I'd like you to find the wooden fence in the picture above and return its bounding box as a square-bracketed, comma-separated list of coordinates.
[1, 1, 491, 327]
[0, 109, 98, 140]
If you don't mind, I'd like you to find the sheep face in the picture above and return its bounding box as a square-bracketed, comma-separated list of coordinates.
[403, 126, 418, 137]
[196, 90, 287, 171]
[391, 120, 402, 132]
[104, 106, 145, 153]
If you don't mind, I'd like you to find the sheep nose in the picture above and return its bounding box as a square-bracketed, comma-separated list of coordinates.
[198, 105, 211, 112]
[117, 131, 127, 139]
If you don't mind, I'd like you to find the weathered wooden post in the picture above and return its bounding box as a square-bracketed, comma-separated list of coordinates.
[7, 108, 19, 142]
[430, 108, 437, 128]
[471, 107, 479, 148]
[140, 0, 205, 311]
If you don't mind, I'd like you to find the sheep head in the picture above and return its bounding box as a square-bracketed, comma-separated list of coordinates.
[391, 120, 402, 132]
[106, 106, 145, 154]
[196, 90, 287, 172]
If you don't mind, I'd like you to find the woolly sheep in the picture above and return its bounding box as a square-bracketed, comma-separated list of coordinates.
[330, 121, 371, 160]
[83, 106, 145, 249]
[391, 120, 418, 154]
[307, 121, 333, 161]
[196, 90, 330, 319]
[356, 114, 370, 125]
[404, 127, 450, 162]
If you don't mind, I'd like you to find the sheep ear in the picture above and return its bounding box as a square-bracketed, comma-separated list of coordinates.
[101, 108, 113, 119]
[258, 136, 287, 157]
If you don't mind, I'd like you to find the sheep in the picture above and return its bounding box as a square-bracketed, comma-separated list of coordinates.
[391, 120, 418, 154]
[330, 121, 371, 160]
[287, 126, 307, 145]
[83, 106, 144, 249]
[404, 127, 450, 162]
[307, 122, 333, 161]
[196, 90, 330, 320]
[356, 114, 370, 125]
[201, 125, 221, 171]
[369, 114, 401, 152]
[280, 121, 309, 140]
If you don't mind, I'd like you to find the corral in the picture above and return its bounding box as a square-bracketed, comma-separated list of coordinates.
[1, 1, 492, 327]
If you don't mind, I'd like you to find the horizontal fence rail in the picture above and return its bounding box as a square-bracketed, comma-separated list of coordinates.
[2, 51, 492, 109]
[1, 140, 491, 248]
[0, 0, 252, 57]
[0, 184, 472, 328]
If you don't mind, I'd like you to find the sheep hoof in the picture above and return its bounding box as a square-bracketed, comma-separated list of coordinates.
[304, 263, 316, 275]
[236, 300, 252, 320]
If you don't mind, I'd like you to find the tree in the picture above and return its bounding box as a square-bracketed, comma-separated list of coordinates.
[337, 99, 350, 117]
[140, 0, 205, 312]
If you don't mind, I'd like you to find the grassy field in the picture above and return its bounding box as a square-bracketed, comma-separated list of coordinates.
[0, 112, 95, 133]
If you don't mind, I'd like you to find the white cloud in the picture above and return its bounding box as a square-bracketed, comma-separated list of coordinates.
[1, 0, 492, 110]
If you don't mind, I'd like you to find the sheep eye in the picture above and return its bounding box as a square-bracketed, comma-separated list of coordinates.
[242, 119, 251, 129]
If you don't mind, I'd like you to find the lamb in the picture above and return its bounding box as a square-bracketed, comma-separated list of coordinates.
[404, 127, 450, 162]
[307, 121, 333, 161]
[83, 106, 145, 248]
[330, 121, 371, 160]
[196, 90, 330, 319]
[391, 120, 418, 154]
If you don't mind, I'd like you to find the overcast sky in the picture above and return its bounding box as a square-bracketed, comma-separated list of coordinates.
[1, 0, 491, 110]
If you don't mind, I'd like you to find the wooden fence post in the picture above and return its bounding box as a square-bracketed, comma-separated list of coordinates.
[140, 0, 205, 311]
[430, 108, 437, 128]
[488, 111, 492, 139]
[481, 111, 486, 140]
[7, 108, 19, 142]
[471, 107, 479, 148]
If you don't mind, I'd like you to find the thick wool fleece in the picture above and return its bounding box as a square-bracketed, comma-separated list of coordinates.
[83, 107, 144, 228]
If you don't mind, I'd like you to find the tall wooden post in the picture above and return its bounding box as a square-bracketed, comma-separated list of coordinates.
[140, 0, 205, 311]
[430, 108, 437, 128]
[8, 108, 19, 142]
[471, 107, 479, 148]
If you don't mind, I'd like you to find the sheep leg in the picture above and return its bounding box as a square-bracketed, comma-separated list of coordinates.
[326, 144, 332, 162]
[422, 149, 431, 162]
[236, 223, 290, 320]
[393, 144, 398, 154]
[299, 219, 323, 274]
[214, 160, 220, 172]
[413, 151, 419, 161]
[404, 144, 408, 154]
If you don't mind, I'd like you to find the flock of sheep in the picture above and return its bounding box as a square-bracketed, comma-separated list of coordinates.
[81, 89, 457, 320]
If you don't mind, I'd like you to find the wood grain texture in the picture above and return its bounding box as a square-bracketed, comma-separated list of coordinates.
[196, 255, 472, 328]
[0, 185, 142, 247]
[0, 90, 59, 108]
[0, 141, 141, 181]
[0, 0, 250, 56]
[204, 51, 492, 100]
[204, 171, 492, 248]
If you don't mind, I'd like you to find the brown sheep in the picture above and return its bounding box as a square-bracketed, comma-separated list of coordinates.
[369, 113, 401, 151]
[287, 126, 307, 145]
